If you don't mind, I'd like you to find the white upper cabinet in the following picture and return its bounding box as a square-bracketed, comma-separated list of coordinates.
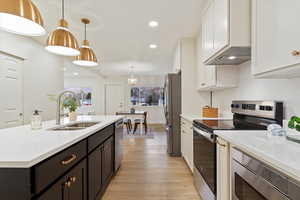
[213, 0, 229, 53]
[197, 65, 238, 91]
[252, 0, 300, 78]
[197, 27, 237, 91]
[202, 2, 215, 60]
[202, 0, 251, 65]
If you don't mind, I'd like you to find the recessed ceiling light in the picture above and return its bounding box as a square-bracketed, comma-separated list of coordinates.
[228, 56, 237, 60]
[148, 21, 159, 28]
[149, 44, 158, 49]
[63, 67, 67, 71]
[73, 72, 79, 76]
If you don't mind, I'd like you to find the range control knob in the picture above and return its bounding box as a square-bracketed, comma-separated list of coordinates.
[259, 106, 266, 111]
[266, 106, 273, 111]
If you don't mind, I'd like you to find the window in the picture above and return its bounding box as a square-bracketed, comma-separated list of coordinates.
[130, 87, 164, 106]
[65, 87, 92, 106]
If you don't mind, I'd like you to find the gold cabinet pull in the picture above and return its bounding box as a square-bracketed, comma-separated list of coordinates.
[64, 180, 72, 188]
[61, 154, 77, 165]
[292, 50, 300, 56]
[216, 139, 226, 147]
[70, 176, 76, 183]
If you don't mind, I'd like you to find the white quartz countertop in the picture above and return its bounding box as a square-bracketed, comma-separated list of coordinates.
[180, 114, 232, 122]
[215, 130, 300, 182]
[0, 115, 123, 168]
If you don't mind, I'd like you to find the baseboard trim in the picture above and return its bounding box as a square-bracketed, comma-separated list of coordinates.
[182, 156, 193, 175]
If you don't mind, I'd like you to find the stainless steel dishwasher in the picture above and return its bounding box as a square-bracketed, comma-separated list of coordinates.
[115, 120, 124, 172]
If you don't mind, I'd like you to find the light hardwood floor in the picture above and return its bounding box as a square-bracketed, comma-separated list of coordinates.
[102, 128, 201, 200]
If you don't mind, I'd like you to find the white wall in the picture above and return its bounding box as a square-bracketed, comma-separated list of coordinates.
[181, 37, 210, 116]
[0, 31, 64, 124]
[212, 62, 300, 119]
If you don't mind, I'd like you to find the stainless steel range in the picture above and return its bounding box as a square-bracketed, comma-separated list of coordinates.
[193, 100, 283, 200]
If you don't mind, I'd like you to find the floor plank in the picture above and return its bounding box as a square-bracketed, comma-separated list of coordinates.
[102, 130, 201, 200]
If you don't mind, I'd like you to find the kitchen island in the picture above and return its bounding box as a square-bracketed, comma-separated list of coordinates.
[0, 115, 123, 200]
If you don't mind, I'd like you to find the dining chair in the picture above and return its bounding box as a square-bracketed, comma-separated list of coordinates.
[116, 112, 132, 134]
[133, 112, 148, 134]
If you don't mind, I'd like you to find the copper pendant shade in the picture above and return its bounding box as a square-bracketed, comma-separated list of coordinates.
[0, 0, 46, 36]
[45, 0, 79, 56]
[73, 18, 98, 67]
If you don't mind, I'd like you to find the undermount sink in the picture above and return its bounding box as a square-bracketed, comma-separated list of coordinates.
[49, 122, 101, 131]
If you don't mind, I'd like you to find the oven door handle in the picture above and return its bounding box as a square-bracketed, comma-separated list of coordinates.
[193, 127, 215, 143]
[232, 160, 289, 200]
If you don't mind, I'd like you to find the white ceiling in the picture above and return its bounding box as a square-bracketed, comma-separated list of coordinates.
[34, 0, 204, 76]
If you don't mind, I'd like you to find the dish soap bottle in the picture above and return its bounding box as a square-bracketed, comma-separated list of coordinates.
[31, 110, 42, 130]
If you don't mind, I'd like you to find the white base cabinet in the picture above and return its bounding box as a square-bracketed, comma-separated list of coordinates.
[217, 138, 230, 200]
[252, 0, 300, 78]
[181, 117, 193, 172]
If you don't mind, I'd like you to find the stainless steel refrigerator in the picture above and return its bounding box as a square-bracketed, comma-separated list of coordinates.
[163, 72, 181, 157]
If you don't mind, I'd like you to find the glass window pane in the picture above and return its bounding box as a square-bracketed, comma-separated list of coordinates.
[130, 87, 163, 106]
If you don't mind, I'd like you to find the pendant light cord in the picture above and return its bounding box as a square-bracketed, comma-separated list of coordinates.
[62, 0, 65, 19]
[84, 23, 87, 41]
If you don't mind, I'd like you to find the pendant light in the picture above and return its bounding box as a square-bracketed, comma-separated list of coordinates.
[128, 66, 138, 85]
[45, 0, 79, 56]
[0, 0, 46, 36]
[73, 18, 98, 67]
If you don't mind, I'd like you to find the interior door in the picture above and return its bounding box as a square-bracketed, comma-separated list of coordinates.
[0, 53, 24, 128]
[105, 84, 124, 115]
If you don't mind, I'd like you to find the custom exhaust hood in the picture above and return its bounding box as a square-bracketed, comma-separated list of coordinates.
[206, 47, 251, 65]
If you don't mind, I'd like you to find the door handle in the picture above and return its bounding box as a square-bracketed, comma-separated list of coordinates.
[64, 180, 72, 188]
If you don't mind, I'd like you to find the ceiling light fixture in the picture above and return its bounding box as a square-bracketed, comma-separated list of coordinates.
[73, 18, 98, 67]
[149, 44, 158, 49]
[73, 72, 79, 76]
[148, 21, 159, 28]
[128, 66, 138, 85]
[0, 0, 46, 36]
[45, 0, 79, 56]
[228, 56, 237, 60]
